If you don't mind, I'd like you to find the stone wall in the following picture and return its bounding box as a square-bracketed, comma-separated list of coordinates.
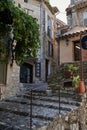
[1, 61, 20, 99]
[46, 103, 86, 130]
[36, 96, 87, 130]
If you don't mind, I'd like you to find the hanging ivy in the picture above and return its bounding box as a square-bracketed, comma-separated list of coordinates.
[0, 0, 39, 65]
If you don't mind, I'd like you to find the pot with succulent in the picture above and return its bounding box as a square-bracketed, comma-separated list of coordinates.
[64, 64, 78, 78]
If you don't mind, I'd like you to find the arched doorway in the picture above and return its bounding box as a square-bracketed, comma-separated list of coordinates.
[20, 63, 33, 83]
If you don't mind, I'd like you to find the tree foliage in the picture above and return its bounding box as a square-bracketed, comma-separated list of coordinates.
[0, 0, 39, 65]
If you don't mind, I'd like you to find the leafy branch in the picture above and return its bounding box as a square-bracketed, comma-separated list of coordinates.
[0, 0, 40, 65]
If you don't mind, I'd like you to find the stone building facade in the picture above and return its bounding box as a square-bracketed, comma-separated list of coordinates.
[57, 0, 87, 64]
[0, 0, 59, 98]
[67, 0, 87, 28]
[14, 0, 59, 83]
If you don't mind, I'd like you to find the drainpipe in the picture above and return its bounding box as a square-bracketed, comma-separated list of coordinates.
[40, 0, 43, 60]
[40, 0, 46, 81]
[58, 38, 60, 65]
[56, 36, 60, 66]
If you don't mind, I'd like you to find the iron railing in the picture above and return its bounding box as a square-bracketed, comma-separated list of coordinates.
[29, 83, 75, 130]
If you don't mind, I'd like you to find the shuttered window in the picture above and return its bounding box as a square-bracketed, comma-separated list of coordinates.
[84, 19, 87, 26]
[83, 12, 87, 26]
[48, 42, 53, 57]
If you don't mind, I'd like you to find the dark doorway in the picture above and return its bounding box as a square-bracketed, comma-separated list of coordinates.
[0, 61, 7, 84]
[74, 41, 80, 61]
[20, 63, 33, 83]
[45, 59, 49, 81]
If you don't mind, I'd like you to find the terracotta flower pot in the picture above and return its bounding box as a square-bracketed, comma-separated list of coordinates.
[64, 70, 73, 78]
[79, 81, 85, 94]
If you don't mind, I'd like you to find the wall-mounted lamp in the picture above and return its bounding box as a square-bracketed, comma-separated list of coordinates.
[65, 39, 69, 46]
[76, 45, 80, 49]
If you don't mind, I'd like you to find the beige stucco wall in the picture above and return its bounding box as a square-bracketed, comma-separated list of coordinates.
[60, 39, 73, 64]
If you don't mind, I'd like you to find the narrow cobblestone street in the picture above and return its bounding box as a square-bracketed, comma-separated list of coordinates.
[0, 83, 82, 130]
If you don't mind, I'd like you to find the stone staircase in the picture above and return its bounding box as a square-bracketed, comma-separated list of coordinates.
[0, 83, 82, 130]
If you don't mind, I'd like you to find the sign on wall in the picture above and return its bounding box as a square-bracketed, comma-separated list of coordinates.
[35, 62, 41, 77]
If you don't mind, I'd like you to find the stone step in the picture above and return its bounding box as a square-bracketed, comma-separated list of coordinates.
[24, 87, 81, 99]
[0, 81, 82, 130]
[0, 101, 68, 119]
[5, 94, 80, 107]
[0, 111, 51, 130]
[0, 98, 75, 116]
[4, 99, 78, 113]
[5, 94, 80, 106]
[0, 121, 21, 130]
[21, 82, 48, 92]
[16, 92, 81, 105]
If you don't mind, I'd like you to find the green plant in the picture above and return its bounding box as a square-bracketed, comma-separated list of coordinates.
[64, 64, 78, 72]
[72, 75, 80, 88]
[0, 0, 39, 65]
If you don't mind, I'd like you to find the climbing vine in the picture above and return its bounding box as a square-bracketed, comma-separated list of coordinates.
[0, 0, 39, 65]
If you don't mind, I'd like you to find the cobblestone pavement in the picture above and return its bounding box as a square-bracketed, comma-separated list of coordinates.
[0, 83, 81, 130]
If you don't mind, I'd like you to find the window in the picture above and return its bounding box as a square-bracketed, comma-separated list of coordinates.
[24, 0, 28, 2]
[47, 15, 52, 38]
[83, 12, 87, 26]
[47, 26, 51, 38]
[48, 42, 53, 57]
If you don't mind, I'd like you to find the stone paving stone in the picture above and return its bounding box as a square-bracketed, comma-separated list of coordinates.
[0, 83, 81, 130]
[0, 111, 50, 130]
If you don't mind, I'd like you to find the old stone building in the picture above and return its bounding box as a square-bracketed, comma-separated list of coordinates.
[57, 0, 87, 64]
[0, 0, 59, 98]
[14, 0, 59, 82]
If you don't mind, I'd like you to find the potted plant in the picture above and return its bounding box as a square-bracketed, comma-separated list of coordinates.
[64, 64, 78, 78]
[72, 75, 80, 92]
